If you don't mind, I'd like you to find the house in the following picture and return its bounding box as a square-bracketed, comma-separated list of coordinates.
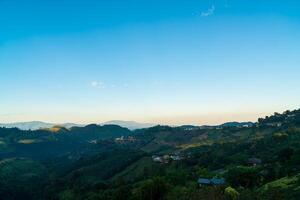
[162, 155, 170, 163]
[152, 153, 185, 164]
[115, 136, 136, 143]
[170, 151, 186, 161]
[287, 114, 296, 118]
[115, 136, 124, 142]
[248, 158, 262, 166]
[211, 178, 225, 185]
[127, 136, 136, 142]
[266, 122, 282, 127]
[152, 155, 170, 164]
[152, 155, 163, 163]
[170, 155, 182, 161]
[197, 178, 225, 186]
[197, 178, 211, 186]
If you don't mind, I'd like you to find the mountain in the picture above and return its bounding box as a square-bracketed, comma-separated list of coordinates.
[0, 121, 82, 130]
[101, 120, 156, 130]
[0, 124, 133, 160]
[0, 120, 155, 131]
[69, 124, 132, 140]
[0, 121, 54, 130]
[1, 109, 300, 199]
[220, 121, 254, 127]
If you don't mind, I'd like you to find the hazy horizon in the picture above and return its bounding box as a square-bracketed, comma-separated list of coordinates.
[0, 109, 293, 126]
[1, 1, 300, 125]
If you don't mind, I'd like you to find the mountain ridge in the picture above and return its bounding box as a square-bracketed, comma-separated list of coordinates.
[0, 120, 156, 130]
[0, 120, 256, 131]
[0, 121, 82, 130]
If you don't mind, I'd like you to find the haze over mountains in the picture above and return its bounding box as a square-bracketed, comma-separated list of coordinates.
[0, 121, 81, 131]
[0, 109, 299, 199]
[0, 120, 255, 131]
[101, 120, 156, 130]
[0, 120, 157, 131]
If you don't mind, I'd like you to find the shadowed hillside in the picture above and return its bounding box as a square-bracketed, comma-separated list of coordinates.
[0, 109, 300, 199]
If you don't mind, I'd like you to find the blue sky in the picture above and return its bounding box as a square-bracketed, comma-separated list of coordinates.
[1, 0, 300, 125]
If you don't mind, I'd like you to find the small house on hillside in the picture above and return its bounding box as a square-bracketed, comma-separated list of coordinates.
[170, 155, 181, 161]
[248, 158, 262, 166]
[198, 178, 211, 186]
[115, 136, 136, 143]
[266, 122, 282, 127]
[211, 178, 225, 185]
[197, 178, 225, 187]
[152, 155, 163, 163]
[115, 136, 124, 142]
[170, 152, 184, 161]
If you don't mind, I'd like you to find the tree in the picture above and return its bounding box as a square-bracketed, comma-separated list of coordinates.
[272, 132, 288, 142]
[133, 177, 168, 200]
[226, 166, 261, 188]
[113, 186, 130, 200]
[225, 187, 239, 200]
[278, 147, 294, 162]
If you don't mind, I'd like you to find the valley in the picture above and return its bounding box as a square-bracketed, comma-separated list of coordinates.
[0, 109, 300, 199]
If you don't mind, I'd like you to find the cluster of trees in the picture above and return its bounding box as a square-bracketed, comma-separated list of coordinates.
[258, 109, 300, 126]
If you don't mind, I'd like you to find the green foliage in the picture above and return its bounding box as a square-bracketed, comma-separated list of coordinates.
[226, 166, 262, 188]
[272, 132, 289, 142]
[0, 158, 47, 200]
[132, 177, 169, 200]
[165, 164, 189, 185]
[258, 173, 300, 200]
[224, 187, 239, 200]
[195, 166, 214, 178]
[59, 190, 76, 200]
[1, 109, 300, 199]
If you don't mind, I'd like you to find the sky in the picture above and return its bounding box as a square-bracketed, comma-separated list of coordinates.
[0, 0, 300, 125]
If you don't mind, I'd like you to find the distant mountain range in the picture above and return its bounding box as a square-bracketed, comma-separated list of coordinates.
[0, 121, 81, 130]
[101, 120, 156, 130]
[0, 120, 157, 131]
[0, 120, 254, 131]
[220, 121, 255, 127]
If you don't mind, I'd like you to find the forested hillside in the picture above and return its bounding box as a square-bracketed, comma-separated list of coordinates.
[0, 109, 300, 200]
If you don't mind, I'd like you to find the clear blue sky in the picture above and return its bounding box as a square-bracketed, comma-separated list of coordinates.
[1, 0, 300, 125]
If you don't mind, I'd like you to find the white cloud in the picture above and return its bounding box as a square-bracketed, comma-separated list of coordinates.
[91, 81, 105, 89]
[201, 5, 215, 17]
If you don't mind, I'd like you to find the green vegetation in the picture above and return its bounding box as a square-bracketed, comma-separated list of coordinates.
[258, 173, 300, 200]
[224, 187, 239, 200]
[0, 109, 300, 199]
[0, 158, 47, 199]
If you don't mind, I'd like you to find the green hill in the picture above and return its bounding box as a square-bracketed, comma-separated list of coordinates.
[0, 109, 300, 199]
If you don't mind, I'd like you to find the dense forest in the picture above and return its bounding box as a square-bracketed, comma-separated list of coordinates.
[1, 109, 300, 200]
